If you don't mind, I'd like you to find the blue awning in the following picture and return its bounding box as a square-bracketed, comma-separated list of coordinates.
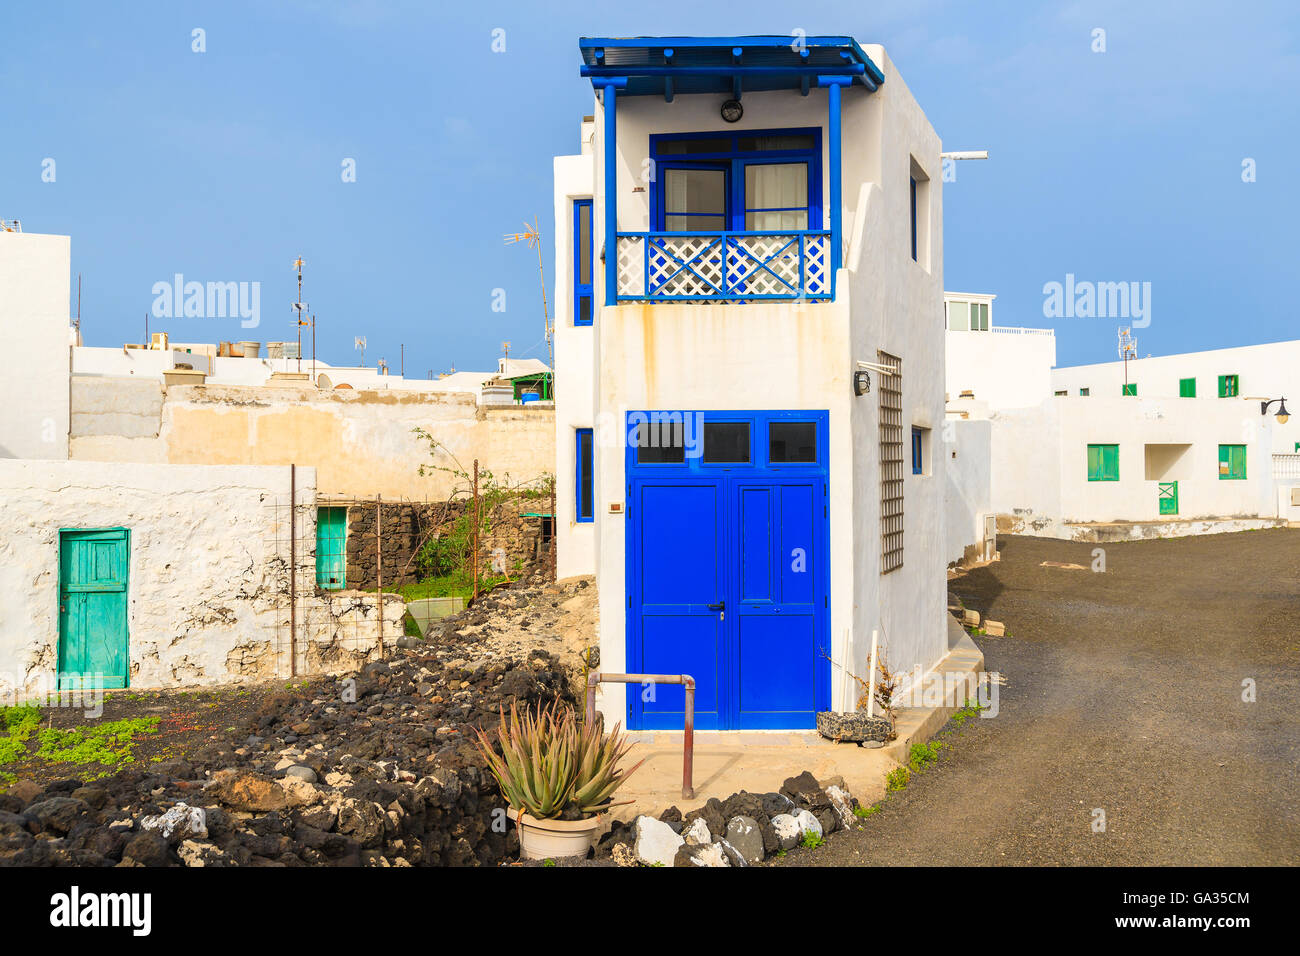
[579, 35, 884, 96]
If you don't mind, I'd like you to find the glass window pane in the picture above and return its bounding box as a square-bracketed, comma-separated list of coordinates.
[635, 421, 686, 464]
[578, 209, 591, 284]
[948, 301, 968, 331]
[703, 423, 750, 463]
[665, 168, 726, 217]
[739, 134, 815, 151]
[658, 138, 731, 155]
[577, 430, 593, 520]
[768, 422, 817, 463]
[745, 209, 808, 231]
[578, 295, 591, 324]
[978, 302, 989, 330]
[745, 163, 807, 211]
[665, 214, 726, 231]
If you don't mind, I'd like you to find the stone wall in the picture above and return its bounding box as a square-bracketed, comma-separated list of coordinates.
[68, 377, 555, 501]
[336, 496, 553, 592]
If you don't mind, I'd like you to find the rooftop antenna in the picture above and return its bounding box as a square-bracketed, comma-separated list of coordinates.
[76, 274, 82, 332]
[504, 217, 553, 371]
[1118, 327, 1137, 389]
[354, 336, 367, 366]
[292, 257, 309, 373]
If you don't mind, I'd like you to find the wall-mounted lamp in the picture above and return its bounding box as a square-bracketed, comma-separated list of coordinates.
[720, 99, 743, 123]
[1261, 397, 1290, 424]
[854, 359, 898, 397]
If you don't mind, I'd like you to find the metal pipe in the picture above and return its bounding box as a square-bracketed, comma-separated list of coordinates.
[289, 464, 297, 677]
[585, 671, 695, 799]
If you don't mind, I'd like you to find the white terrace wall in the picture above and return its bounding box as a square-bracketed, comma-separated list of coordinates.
[0, 232, 71, 461]
[0, 460, 404, 699]
[68, 379, 555, 500]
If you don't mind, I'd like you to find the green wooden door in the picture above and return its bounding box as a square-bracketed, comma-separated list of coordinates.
[1158, 481, 1178, 515]
[316, 507, 347, 589]
[58, 529, 130, 689]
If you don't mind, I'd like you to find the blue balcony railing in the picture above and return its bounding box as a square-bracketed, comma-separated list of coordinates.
[615, 230, 833, 302]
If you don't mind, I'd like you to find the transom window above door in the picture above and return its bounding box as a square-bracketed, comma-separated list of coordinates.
[650, 129, 821, 233]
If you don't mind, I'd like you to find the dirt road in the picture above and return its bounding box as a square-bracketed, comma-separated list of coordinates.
[778, 530, 1300, 866]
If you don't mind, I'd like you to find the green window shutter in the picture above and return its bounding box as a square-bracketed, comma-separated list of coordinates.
[1122, 383, 1137, 396]
[1218, 444, 1247, 480]
[1088, 444, 1119, 481]
[1218, 375, 1239, 398]
[1179, 378, 1196, 397]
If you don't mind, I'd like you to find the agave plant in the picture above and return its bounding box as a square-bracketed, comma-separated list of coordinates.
[473, 699, 642, 820]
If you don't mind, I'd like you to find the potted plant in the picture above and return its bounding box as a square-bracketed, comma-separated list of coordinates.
[474, 699, 642, 860]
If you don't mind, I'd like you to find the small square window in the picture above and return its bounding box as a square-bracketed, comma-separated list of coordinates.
[1218, 375, 1239, 398]
[1079, 387, 1090, 396]
[1179, 377, 1196, 398]
[634, 421, 686, 464]
[1122, 383, 1137, 396]
[702, 423, 750, 464]
[768, 422, 817, 463]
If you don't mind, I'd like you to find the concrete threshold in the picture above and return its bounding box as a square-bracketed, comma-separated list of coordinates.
[611, 618, 985, 819]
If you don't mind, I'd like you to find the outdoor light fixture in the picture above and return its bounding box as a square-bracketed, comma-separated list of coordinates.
[720, 99, 743, 122]
[1261, 397, 1290, 424]
[853, 359, 898, 397]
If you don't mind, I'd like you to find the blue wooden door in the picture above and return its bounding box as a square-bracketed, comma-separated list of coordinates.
[733, 479, 825, 728]
[631, 480, 726, 729]
[58, 529, 130, 689]
[629, 476, 826, 730]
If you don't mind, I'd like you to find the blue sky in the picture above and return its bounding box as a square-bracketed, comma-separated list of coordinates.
[3, 1, 1297, 372]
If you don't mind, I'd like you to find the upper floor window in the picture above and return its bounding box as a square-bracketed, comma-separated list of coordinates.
[572, 199, 593, 326]
[1179, 377, 1196, 397]
[1218, 374, 1240, 398]
[946, 299, 989, 331]
[649, 130, 820, 233]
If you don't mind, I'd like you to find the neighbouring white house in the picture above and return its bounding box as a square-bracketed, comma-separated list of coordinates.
[553, 35, 951, 730]
[1050, 340, 1298, 456]
[943, 295, 1297, 536]
[0, 230, 404, 697]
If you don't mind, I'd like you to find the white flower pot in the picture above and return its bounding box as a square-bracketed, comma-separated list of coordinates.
[507, 807, 604, 860]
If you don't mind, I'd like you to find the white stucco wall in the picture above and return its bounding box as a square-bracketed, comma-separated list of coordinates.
[1055, 397, 1275, 523]
[946, 327, 1057, 411]
[987, 397, 1275, 533]
[0, 459, 402, 699]
[1051, 340, 1300, 455]
[0, 232, 71, 460]
[944, 418, 992, 564]
[552, 144, 597, 579]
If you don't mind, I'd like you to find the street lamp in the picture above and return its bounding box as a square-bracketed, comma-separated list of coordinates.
[1261, 397, 1290, 424]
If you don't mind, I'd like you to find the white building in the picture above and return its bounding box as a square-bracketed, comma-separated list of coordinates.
[943, 298, 1297, 536]
[553, 35, 950, 730]
[1051, 339, 1298, 456]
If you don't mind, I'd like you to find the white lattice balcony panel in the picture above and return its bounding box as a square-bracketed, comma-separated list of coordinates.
[615, 231, 833, 302]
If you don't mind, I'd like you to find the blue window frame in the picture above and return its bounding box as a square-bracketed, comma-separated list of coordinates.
[648, 129, 822, 232]
[572, 199, 593, 326]
[911, 426, 923, 474]
[575, 428, 594, 522]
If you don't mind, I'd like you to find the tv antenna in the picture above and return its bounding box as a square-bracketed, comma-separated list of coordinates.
[504, 217, 553, 371]
[1118, 327, 1138, 389]
[354, 336, 367, 366]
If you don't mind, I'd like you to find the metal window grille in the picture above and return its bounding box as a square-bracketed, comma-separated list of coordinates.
[878, 350, 904, 574]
